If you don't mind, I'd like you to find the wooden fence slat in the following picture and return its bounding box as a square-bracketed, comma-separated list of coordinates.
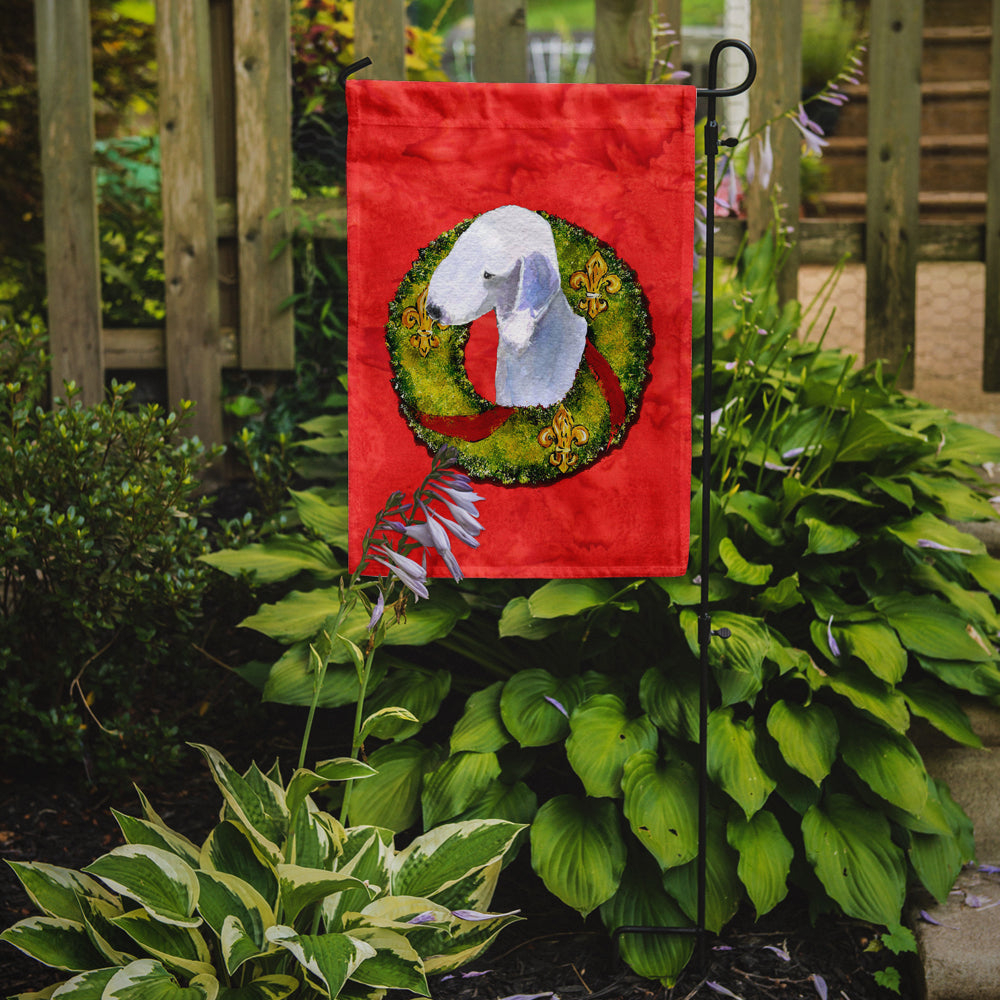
[474, 0, 527, 82]
[354, 0, 407, 81]
[747, 0, 802, 305]
[594, 0, 651, 84]
[34, 0, 103, 405]
[983, 0, 1000, 389]
[864, 0, 923, 389]
[233, 0, 294, 369]
[157, 0, 223, 445]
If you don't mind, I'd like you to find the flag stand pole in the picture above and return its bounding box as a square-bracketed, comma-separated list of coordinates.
[340, 41, 758, 976]
[612, 38, 756, 974]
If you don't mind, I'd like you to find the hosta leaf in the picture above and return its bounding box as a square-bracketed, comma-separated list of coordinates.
[285, 759, 375, 823]
[727, 811, 793, 917]
[0, 916, 107, 971]
[599, 853, 694, 987]
[261, 643, 387, 709]
[680, 610, 770, 706]
[910, 562, 1000, 633]
[347, 740, 442, 832]
[833, 621, 907, 684]
[621, 751, 699, 871]
[499, 670, 584, 747]
[103, 959, 218, 1000]
[111, 908, 214, 978]
[653, 573, 737, 606]
[76, 895, 136, 966]
[765, 700, 838, 786]
[360, 706, 421, 742]
[835, 410, 927, 463]
[566, 695, 658, 798]
[909, 828, 965, 905]
[802, 793, 906, 926]
[900, 680, 982, 748]
[362, 667, 451, 740]
[265, 926, 375, 998]
[874, 593, 995, 662]
[639, 664, 699, 743]
[530, 795, 626, 917]
[661, 810, 741, 933]
[216, 975, 299, 1000]
[200, 535, 342, 584]
[707, 708, 776, 818]
[450, 682, 511, 754]
[526, 579, 616, 618]
[5, 862, 117, 923]
[45, 966, 118, 998]
[288, 488, 348, 546]
[906, 472, 998, 521]
[718, 537, 772, 586]
[838, 718, 929, 816]
[322, 829, 394, 931]
[885, 512, 985, 557]
[112, 812, 201, 868]
[724, 490, 784, 545]
[393, 820, 524, 900]
[83, 846, 200, 928]
[195, 871, 273, 973]
[755, 573, 804, 614]
[802, 517, 859, 556]
[497, 597, 564, 639]
[421, 751, 502, 828]
[199, 822, 278, 910]
[346, 926, 428, 994]
[966, 553, 1000, 597]
[453, 779, 538, 827]
[422, 907, 522, 974]
[935, 421, 1000, 465]
[916, 655, 1000, 697]
[808, 661, 910, 732]
[276, 865, 374, 925]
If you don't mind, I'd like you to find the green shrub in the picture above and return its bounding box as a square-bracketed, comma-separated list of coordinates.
[0, 317, 220, 783]
[1, 743, 524, 997]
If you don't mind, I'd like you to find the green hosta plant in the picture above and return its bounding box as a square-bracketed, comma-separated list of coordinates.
[1, 743, 523, 999]
[342, 233, 998, 985]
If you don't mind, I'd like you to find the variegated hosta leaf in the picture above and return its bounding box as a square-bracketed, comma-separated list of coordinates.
[347, 740, 443, 833]
[83, 845, 201, 928]
[566, 695, 658, 799]
[391, 820, 524, 901]
[838, 718, 929, 817]
[499, 669, 585, 747]
[44, 966, 118, 997]
[362, 667, 451, 741]
[661, 810, 742, 934]
[265, 925, 375, 998]
[77, 894, 136, 966]
[288, 801, 344, 870]
[421, 859, 501, 916]
[529, 795, 626, 917]
[200, 822, 278, 910]
[214, 974, 300, 1000]
[621, 751, 699, 871]
[450, 681, 511, 754]
[765, 700, 838, 786]
[0, 916, 107, 971]
[421, 751, 501, 829]
[421, 906, 523, 975]
[195, 871, 274, 974]
[102, 958, 218, 999]
[4, 861, 118, 922]
[285, 760, 376, 823]
[110, 908, 214, 979]
[323, 829, 393, 931]
[706, 707, 776, 819]
[191, 746, 287, 863]
[599, 853, 694, 987]
[802, 793, 906, 926]
[276, 864, 376, 925]
[112, 811, 201, 868]
[726, 810, 793, 918]
[344, 926, 429, 995]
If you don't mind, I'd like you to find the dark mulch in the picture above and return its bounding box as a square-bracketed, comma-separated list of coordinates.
[1, 748, 915, 1000]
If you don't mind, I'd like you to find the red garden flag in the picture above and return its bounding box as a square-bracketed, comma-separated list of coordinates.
[347, 80, 695, 578]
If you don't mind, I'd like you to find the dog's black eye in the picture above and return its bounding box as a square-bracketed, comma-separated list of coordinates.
[483, 270, 495, 280]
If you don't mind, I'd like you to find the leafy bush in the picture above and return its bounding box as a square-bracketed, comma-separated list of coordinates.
[0, 318, 220, 783]
[1, 743, 524, 997]
[231, 233, 1000, 984]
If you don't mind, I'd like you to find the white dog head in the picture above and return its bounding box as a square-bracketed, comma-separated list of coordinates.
[425, 205, 562, 354]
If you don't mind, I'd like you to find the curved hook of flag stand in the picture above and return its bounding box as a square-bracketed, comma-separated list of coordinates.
[612, 39, 756, 974]
[340, 41, 758, 975]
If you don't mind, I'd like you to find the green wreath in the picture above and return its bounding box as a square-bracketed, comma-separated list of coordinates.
[386, 210, 653, 486]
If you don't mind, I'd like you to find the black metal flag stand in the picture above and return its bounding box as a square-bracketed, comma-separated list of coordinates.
[340, 39, 758, 974]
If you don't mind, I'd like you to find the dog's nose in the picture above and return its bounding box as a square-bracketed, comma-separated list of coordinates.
[425, 301, 443, 321]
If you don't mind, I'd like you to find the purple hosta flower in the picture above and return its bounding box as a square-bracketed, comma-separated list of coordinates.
[367, 590, 385, 631]
[407, 911, 438, 925]
[763, 944, 791, 962]
[827, 616, 842, 658]
[497, 994, 558, 1000]
[917, 538, 973, 555]
[746, 124, 774, 191]
[369, 544, 429, 600]
[979, 864, 1000, 874]
[706, 982, 742, 999]
[791, 104, 829, 157]
[451, 908, 521, 921]
[812, 974, 828, 1000]
[919, 909, 958, 929]
[715, 158, 741, 215]
[441, 970, 493, 982]
[544, 695, 569, 718]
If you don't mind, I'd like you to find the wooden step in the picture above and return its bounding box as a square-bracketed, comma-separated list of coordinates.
[822, 134, 989, 193]
[922, 25, 993, 83]
[922, 0, 992, 28]
[813, 190, 987, 222]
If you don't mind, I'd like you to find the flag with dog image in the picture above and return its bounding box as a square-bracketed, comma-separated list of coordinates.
[347, 80, 695, 578]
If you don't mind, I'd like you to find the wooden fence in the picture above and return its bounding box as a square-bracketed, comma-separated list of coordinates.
[33, 0, 1000, 444]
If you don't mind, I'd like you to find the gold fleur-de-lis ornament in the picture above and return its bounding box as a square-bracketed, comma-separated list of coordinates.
[538, 404, 589, 474]
[570, 251, 622, 319]
[402, 287, 447, 357]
